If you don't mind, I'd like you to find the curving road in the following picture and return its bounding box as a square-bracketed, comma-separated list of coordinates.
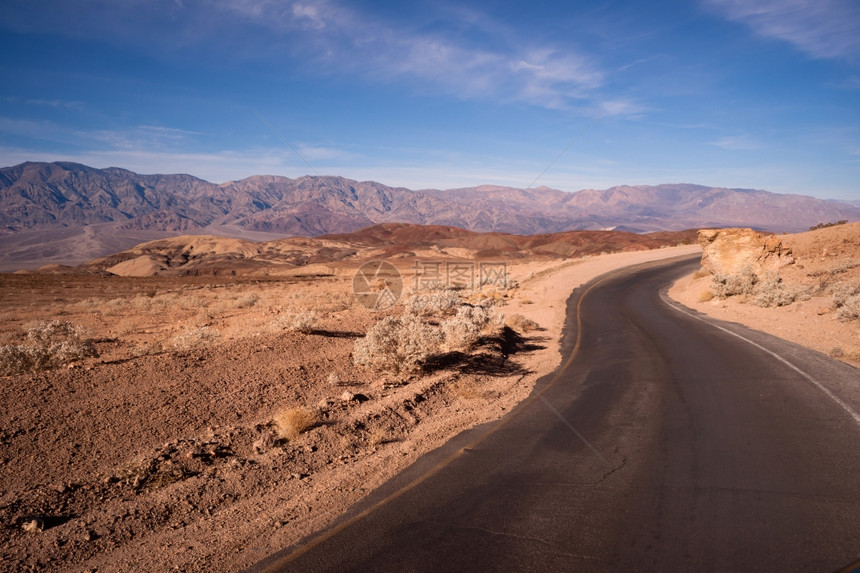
[253, 255, 860, 572]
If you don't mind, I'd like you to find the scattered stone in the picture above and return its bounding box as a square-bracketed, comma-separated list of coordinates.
[340, 391, 355, 402]
[22, 518, 45, 533]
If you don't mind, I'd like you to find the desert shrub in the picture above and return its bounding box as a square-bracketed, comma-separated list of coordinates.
[836, 295, 860, 322]
[280, 309, 318, 334]
[0, 320, 97, 375]
[827, 282, 860, 322]
[809, 220, 848, 231]
[235, 293, 260, 309]
[172, 326, 220, 350]
[750, 273, 812, 308]
[353, 313, 443, 374]
[711, 266, 758, 299]
[0, 345, 52, 376]
[408, 289, 461, 316]
[273, 407, 317, 441]
[441, 305, 497, 351]
[506, 313, 540, 333]
[698, 290, 715, 303]
[829, 282, 860, 307]
[693, 267, 711, 280]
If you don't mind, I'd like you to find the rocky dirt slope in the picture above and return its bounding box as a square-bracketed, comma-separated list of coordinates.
[670, 222, 860, 363]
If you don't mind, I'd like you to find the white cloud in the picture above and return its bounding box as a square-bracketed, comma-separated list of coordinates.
[598, 99, 648, 117]
[709, 134, 762, 150]
[704, 0, 860, 60]
[212, 0, 606, 110]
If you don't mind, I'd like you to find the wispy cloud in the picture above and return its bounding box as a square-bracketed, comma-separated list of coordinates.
[598, 99, 649, 117]
[1, 1, 623, 113]
[86, 125, 202, 150]
[211, 0, 607, 110]
[704, 0, 860, 60]
[710, 134, 762, 150]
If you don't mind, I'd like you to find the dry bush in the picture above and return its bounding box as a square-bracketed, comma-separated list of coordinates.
[279, 309, 319, 334]
[407, 289, 462, 316]
[273, 407, 317, 441]
[441, 305, 498, 352]
[827, 282, 860, 322]
[711, 266, 758, 299]
[751, 273, 812, 308]
[353, 313, 443, 374]
[0, 320, 97, 376]
[836, 295, 860, 322]
[0, 345, 53, 376]
[829, 282, 860, 307]
[235, 293, 260, 309]
[693, 267, 712, 280]
[321, 292, 353, 313]
[506, 314, 539, 333]
[698, 290, 715, 303]
[172, 326, 221, 350]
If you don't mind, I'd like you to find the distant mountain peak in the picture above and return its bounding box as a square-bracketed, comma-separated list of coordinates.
[1, 161, 858, 269]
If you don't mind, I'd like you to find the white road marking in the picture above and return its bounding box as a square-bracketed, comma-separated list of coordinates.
[661, 295, 860, 427]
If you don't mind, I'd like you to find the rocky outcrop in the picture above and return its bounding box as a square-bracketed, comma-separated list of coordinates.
[698, 228, 795, 277]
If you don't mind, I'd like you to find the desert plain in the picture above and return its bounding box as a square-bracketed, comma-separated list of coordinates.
[0, 222, 858, 572]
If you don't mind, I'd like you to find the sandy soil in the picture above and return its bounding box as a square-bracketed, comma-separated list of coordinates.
[669, 223, 860, 365]
[0, 244, 700, 573]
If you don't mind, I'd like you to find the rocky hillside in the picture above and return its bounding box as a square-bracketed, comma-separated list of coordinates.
[2, 161, 858, 269]
[56, 224, 696, 277]
[3, 162, 858, 237]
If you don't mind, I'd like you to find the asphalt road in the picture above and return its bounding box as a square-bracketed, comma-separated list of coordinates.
[253, 255, 860, 573]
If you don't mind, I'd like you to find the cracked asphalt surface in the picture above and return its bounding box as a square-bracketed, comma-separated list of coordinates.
[253, 256, 860, 572]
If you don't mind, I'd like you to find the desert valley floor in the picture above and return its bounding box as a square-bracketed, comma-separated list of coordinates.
[0, 223, 858, 572]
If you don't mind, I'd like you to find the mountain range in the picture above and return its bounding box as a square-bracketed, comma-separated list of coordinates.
[1, 161, 858, 270]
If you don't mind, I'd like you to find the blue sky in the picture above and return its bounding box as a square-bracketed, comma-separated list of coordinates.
[0, 0, 858, 200]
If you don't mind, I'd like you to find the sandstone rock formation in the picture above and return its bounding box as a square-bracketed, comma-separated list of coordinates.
[698, 228, 795, 277]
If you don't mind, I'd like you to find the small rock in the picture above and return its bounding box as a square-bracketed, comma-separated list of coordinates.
[317, 398, 333, 409]
[817, 307, 832, 315]
[22, 518, 45, 533]
[340, 391, 355, 402]
[84, 529, 99, 541]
